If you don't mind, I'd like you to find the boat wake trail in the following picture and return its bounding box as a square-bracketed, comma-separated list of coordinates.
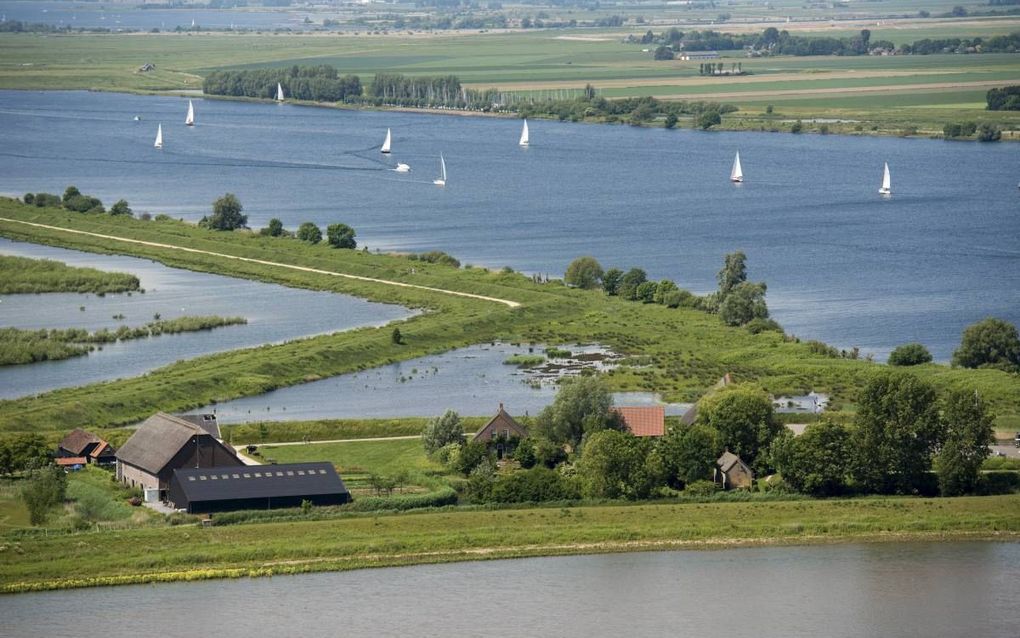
[0, 151, 388, 173]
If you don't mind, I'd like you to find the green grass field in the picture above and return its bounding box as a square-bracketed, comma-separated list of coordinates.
[2, 493, 1017, 593]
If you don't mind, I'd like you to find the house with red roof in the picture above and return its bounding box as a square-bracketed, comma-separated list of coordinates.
[614, 406, 666, 438]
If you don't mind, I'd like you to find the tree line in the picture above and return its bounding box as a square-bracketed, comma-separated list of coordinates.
[987, 85, 1020, 111]
[202, 66, 362, 102]
[564, 251, 774, 329]
[635, 26, 1019, 57]
[421, 370, 1009, 506]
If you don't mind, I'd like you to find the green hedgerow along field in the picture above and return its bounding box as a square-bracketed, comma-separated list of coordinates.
[0, 198, 1018, 436]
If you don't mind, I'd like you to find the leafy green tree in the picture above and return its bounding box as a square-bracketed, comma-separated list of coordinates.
[513, 437, 537, 468]
[719, 282, 768, 326]
[652, 280, 679, 305]
[618, 268, 648, 300]
[62, 186, 81, 205]
[21, 464, 67, 526]
[662, 290, 684, 308]
[653, 45, 674, 60]
[634, 281, 658, 303]
[659, 424, 719, 488]
[976, 123, 1002, 142]
[391, 327, 403, 344]
[109, 199, 133, 216]
[0, 434, 48, 475]
[22, 193, 34, 205]
[260, 218, 285, 237]
[697, 110, 721, 130]
[296, 222, 323, 244]
[664, 113, 678, 129]
[934, 389, 993, 496]
[564, 256, 604, 290]
[888, 343, 933, 366]
[696, 387, 781, 472]
[454, 441, 491, 476]
[327, 223, 357, 249]
[577, 430, 664, 499]
[791, 120, 803, 134]
[203, 193, 247, 231]
[771, 420, 851, 496]
[534, 376, 624, 449]
[602, 268, 623, 295]
[486, 467, 579, 503]
[850, 372, 945, 494]
[952, 318, 1020, 373]
[717, 251, 747, 298]
[422, 409, 465, 456]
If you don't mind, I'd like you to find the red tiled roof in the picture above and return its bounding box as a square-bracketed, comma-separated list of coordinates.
[56, 457, 88, 466]
[614, 406, 665, 437]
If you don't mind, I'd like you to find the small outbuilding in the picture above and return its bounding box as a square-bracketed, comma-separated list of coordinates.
[473, 403, 529, 460]
[715, 451, 753, 490]
[58, 428, 116, 465]
[116, 412, 242, 498]
[614, 406, 665, 437]
[167, 462, 351, 514]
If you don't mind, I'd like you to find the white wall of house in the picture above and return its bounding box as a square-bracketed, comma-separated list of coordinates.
[117, 461, 158, 491]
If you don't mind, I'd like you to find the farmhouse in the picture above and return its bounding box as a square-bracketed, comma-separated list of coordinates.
[57, 428, 116, 465]
[473, 403, 529, 460]
[678, 51, 719, 60]
[167, 462, 351, 514]
[614, 406, 665, 437]
[715, 451, 753, 490]
[116, 412, 242, 498]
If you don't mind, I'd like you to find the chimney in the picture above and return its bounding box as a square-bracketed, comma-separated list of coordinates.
[498, 402, 504, 412]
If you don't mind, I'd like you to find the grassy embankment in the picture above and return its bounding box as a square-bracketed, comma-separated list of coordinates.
[0, 27, 1017, 137]
[1, 493, 1017, 593]
[0, 199, 1018, 436]
[0, 254, 139, 294]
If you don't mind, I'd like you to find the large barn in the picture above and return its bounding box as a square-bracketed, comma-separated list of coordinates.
[116, 412, 242, 499]
[167, 462, 351, 514]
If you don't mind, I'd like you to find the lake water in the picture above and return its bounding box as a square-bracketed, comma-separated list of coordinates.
[193, 341, 692, 422]
[2, 541, 1018, 637]
[0, 238, 412, 398]
[0, 1, 314, 31]
[1, 90, 1018, 361]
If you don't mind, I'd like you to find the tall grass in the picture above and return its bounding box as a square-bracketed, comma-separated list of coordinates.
[0, 254, 139, 294]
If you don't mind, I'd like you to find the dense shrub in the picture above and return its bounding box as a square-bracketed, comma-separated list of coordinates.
[888, 343, 933, 366]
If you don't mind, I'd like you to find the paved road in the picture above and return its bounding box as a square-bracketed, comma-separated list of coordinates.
[0, 217, 522, 308]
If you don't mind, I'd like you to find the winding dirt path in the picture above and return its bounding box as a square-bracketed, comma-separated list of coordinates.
[0, 218, 522, 308]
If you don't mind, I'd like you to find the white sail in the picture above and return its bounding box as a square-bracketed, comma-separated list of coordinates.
[519, 119, 529, 146]
[879, 162, 891, 195]
[276, 83, 285, 102]
[185, 100, 194, 126]
[730, 151, 743, 182]
[154, 124, 163, 149]
[381, 128, 391, 154]
[433, 154, 446, 186]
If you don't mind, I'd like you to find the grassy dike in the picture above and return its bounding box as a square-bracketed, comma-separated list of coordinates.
[1, 199, 1019, 432]
[2, 494, 1018, 593]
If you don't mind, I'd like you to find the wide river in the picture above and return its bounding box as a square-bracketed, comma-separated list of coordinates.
[1, 541, 1018, 637]
[1, 91, 1018, 361]
[0, 238, 411, 399]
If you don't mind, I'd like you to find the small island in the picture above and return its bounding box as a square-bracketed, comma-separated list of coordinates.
[0, 254, 141, 295]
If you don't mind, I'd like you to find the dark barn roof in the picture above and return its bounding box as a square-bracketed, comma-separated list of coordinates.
[117, 412, 227, 474]
[178, 413, 221, 439]
[171, 462, 349, 504]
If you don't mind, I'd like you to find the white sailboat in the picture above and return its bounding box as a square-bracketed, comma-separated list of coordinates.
[185, 100, 195, 126]
[275, 83, 285, 102]
[519, 119, 529, 147]
[730, 151, 743, 183]
[381, 128, 392, 154]
[154, 124, 163, 149]
[879, 162, 891, 195]
[394, 163, 410, 173]
[433, 154, 447, 186]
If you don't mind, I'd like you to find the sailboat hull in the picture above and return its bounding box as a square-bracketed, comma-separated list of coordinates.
[730, 177, 742, 183]
[879, 188, 891, 195]
[433, 180, 445, 186]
